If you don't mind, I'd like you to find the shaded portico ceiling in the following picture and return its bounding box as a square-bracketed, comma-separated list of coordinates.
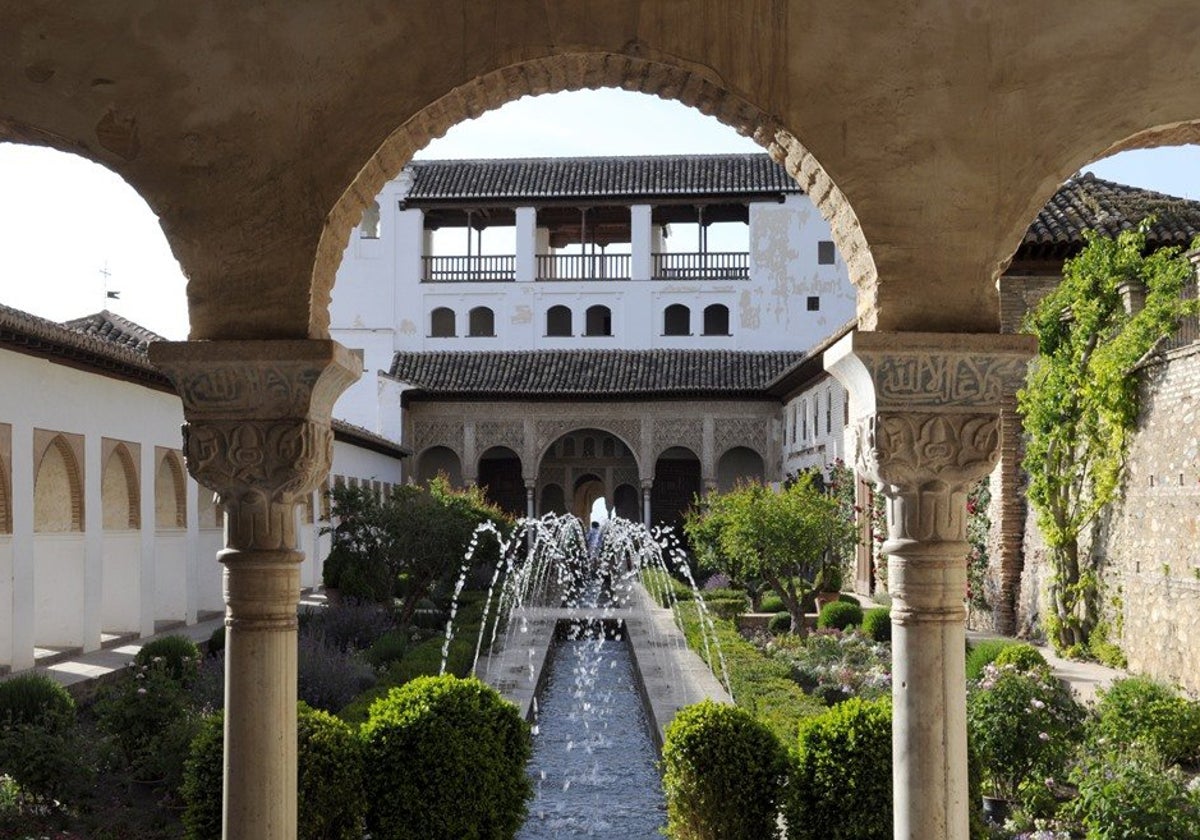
[2, 2, 1199, 340]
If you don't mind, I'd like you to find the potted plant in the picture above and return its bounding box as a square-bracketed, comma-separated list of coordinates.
[813, 558, 843, 610]
[966, 663, 1083, 824]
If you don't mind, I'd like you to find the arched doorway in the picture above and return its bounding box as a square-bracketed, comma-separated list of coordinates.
[416, 445, 463, 486]
[717, 446, 765, 491]
[613, 483, 639, 521]
[538, 428, 640, 523]
[651, 446, 701, 530]
[477, 446, 523, 516]
[572, 474, 605, 522]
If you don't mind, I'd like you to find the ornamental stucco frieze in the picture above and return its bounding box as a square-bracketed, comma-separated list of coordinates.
[474, 421, 524, 458]
[652, 418, 703, 458]
[411, 421, 465, 458]
[713, 417, 769, 458]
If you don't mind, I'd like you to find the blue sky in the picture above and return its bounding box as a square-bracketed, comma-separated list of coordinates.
[1, 88, 1197, 340]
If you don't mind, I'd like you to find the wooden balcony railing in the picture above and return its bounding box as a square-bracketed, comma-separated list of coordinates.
[536, 253, 631, 281]
[1162, 277, 1200, 352]
[652, 251, 749, 279]
[422, 255, 516, 282]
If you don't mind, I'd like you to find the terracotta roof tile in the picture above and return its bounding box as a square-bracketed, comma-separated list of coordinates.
[388, 349, 805, 397]
[64, 310, 167, 354]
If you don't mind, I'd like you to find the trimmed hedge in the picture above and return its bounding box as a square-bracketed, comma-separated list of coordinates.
[361, 675, 531, 840]
[0, 672, 75, 731]
[783, 697, 892, 840]
[182, 705, 367, 840]
[861, 607, 891, 643]
[662, 700, 787, 840]
[992, 642, 1048, 673]
[816, 600, 863, 631]
[768, 611, 792, 635]
[1090, 676, 1200, 765]
[674, 602, 824, 742]
[965, 638, 1018, 682]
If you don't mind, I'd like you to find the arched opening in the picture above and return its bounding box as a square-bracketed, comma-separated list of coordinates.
[663, 303, 691, 336]
[539, 483, 566, 515]
[198, 489, 221, 530]
[477, 446, 524, 516]
[102, 443, 140, 530]
[34, 435, 83, 533]
[546, 305, 572, 337]
[416, 445, 463, 486]
[613, 483, 639, 521]
[360, 200, 381, 239]
[0, 453, 11, 536]
[717, 446, 765, 491]
[652, 446, 701, 530]
[155, 451, 187, 530]
[468, 306, 495, 337]
[585, 305, 612, 337]
[572, 474, 605, 522]
[430, 306, 456, 337]
[703, 303, 730, 336]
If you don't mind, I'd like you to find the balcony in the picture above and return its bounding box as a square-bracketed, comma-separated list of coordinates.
[536, 253, 630, 281]
[653, 251, 748, 279]
[422, 255, 516, 282]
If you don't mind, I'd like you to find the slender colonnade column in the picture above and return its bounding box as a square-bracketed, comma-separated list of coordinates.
[826, 331, 1032, 840]
[151, 340, 358, 840]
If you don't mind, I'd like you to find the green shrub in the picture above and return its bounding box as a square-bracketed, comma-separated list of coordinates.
[861, 607, 891, 642]
[207, 625, 226, 657]
[0, 673, 75, 731]
[97, 660, 201, 786]
[1090, 676, 1200, 765]
[662, 700, 787, 840]
[0, 721, 91, 808]
[361, 675, 530, 840]
[760, 593, 785, 613]
[703, 593, 750, 620]
[182, 705, 368, 840]
[768, 611, 792, 635]
[135, 634, 202, 683]
[783, 697, 892, 840]
[816, 600, 862, 631]
[965, 638, 1017, 682]
[967, 664, 1084, 806]
[363, 628, 412, 668]
[992, 642, 1048, 673]
[1070, 741, 1200, 839]
[779, 629, 891, 705]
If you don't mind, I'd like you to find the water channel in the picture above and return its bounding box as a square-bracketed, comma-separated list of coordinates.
[517, 628, 666, 838]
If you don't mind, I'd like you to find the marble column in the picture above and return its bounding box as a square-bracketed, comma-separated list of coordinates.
[151, 340, 358, 840]
[825, 331, 1033, 840]
[640, 479, 653, 528]
[524, 479, 536, 519]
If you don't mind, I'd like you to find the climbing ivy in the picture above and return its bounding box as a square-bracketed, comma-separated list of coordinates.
[1018, 220, 1199, 654]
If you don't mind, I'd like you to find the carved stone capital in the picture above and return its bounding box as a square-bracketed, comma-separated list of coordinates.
[150, 340, 360, 551]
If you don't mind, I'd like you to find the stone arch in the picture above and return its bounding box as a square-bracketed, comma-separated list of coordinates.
[573, 473, 605, 522]
[155, 450, 187, 529]
[717, 446, 766, 492]
[536, 426, 641, 474]
[313, 53, 875, 338]
[651, 446, 701, 530]
[34, 434, 83, 533]
[416, 445, 463, 486]
[477, 445, 523, 516]
[101, 442, 140, 530]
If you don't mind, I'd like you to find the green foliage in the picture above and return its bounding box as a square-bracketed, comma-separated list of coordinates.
[207, 624, 226, 656]
[1019, 221, 1200, 651]
[783, 697, 892, 840]
[965, 477, 991, 615]
[674, 602, 824, 742]
[1089, 676, 1200, 765]
[183, 705, 368, 840]
[860, 607, 891, 643]
[360, 675, 531, 840]
[760, 593, 785, 613]
[0, 673, 75, 731]
[768, 611, 792, 635]
[0, 721, 91, 809]
[771, 629, 891, 706]
[1070, 741, 1200, 840]
[661, 700, 787, 840]
[1087, 621, 1127, 669]
[134, 633, 201, 683]
[363, 628, 413, 668]
[965, 638, 1020, 683]
[992, 642, 1049, 673]
[967, 664, 1084, 805]
[816, 600, 862, 631]
[701, 592, 751, 620]
[684, 475, 856, 637]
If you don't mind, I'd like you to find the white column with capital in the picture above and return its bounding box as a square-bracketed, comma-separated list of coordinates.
[516, 206, 537, 283]
[9, 420, 35, 671]
[82, 432, 103, 652]
[825, 330, 1033, 840]
[631, 204, 653, 282]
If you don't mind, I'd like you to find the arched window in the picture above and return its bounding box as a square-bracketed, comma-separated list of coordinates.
[0, 454, 11, 535]
[430, 307, 456, 337]
[34, 435, 83, 533]
[156, 451, 187, 529]
[585, 305, 611, 337]
[663, 304, 690, 336]
[102, 444, 140, 530]
[547, 305, 572, 337]
[703, 304, 729, 336]
[468, 306, 495, 337]
[360, 200, 380, 239]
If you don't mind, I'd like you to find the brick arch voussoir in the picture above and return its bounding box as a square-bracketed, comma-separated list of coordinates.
[36, 435, 85, 532]
[107, 443, 142, 530]
[313, 52, 876, 335]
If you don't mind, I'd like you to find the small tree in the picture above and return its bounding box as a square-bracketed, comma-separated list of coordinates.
[1018, 220, 1199, 652]
[685, 475, 854, 635]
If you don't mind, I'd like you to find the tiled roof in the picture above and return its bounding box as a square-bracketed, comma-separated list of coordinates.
[331, 419, 410, 458]
[389, 349, 806, 398]
[1020, 173, 1200, 257]
[64, 310, 167, 354]
[405, 154, 802, 203]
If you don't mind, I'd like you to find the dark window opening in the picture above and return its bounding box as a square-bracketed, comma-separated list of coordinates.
[430, 307, 456, 337]
[664, 304, 690, 336]
[806, 296, 820, 311]
[817, 240, 836, 265]
[703, 304, 730, 336]
[585, 305, 612, 337]
[468, 306, 495, 337]
[547, 305, 572, 337]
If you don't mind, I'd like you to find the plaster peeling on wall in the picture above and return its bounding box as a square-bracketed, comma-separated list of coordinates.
[739, 289, 761, 329]
[752, 205, 798, 325]
[662, 285, 702, 294]
[511, 305, 532, 324]
[399, 319, 416, 335]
